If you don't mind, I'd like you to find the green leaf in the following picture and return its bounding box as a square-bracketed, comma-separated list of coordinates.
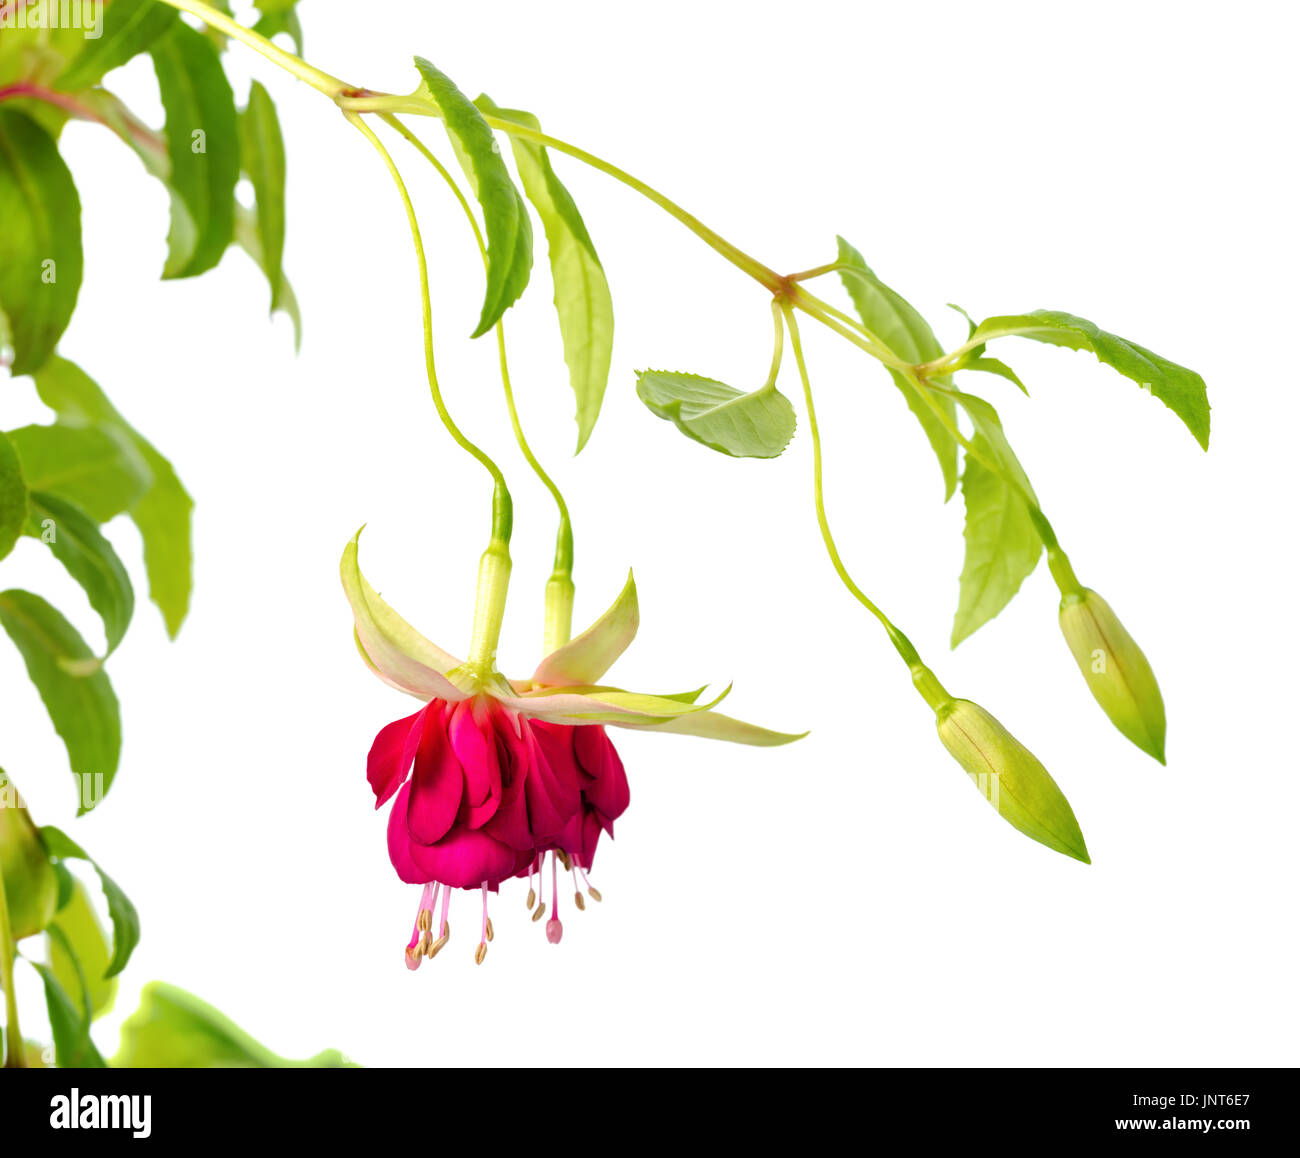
[0, 591, 121, 810]
[49, 881, 119, 1021]
[954, 390, 1037, 497]
[152, 21, 240, 278]
[32, 357, 194, 636]
[39, 826, 140, 979]
[636, 371, 797, 459]
[0, 429, 28, 562]
[413, 57, 532, 337]
[835, 237, 958, 499]
[962, 356, 1028, 394]
[252, 0, 305, 55]
[5, 423, 150, 522]
[30, 957, 106, 1068]
[113, 982, 355, 1068]
[239, 81, 287, 314]
[235, 205, 302, 349]
[478, 98, 614, 452]
[26, 491, 135, 655]
[0, 18, 87, 90]
[970, 309, 1210, 449]
[0, 769, 59, 941]
[0, 109, 83, 375]
[56, 0, 179, 92]
[950, 392, 1041, 646]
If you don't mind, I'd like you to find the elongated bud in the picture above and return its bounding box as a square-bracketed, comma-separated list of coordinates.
[0, 772, 58, 940]
[1059, 589, 1166, 764]
[935, 701, 1090, 863]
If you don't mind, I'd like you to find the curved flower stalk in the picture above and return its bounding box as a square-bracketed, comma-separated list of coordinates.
[342, 531, 801, 967]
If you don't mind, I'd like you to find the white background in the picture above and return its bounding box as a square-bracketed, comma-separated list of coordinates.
[3, 0, 1297, 1067]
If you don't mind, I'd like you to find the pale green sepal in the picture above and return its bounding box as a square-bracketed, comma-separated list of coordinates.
[936, 700, 1090, 863]
[340, 527, 472, 701]
[532, 570, 638, 687]
[503, 683, 729, 725]
[631, 710, 807, 747]
[1059, 589, 1166, 763]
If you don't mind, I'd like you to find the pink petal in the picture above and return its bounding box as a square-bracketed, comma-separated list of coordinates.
[524, 727, 582, 841]
[405, 825, 520, 890]
[387, 782, 430, 884]
[575, 725, 631, 822]
[367, 706, 428, 808]
[407, 703, 463, 844]
[448, 699, 501, 827]
[579, 808, 606, 871]
[480, 715, 534, 851]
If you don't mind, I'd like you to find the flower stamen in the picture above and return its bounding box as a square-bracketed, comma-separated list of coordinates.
[577, 865, 603, 903]
[476, 882, 490, 965]
[546, 851, 564, 944]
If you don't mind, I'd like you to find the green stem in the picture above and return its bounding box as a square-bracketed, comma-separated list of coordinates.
[379, 115, 577, 650]
[786, 260, 847, 282]
[780, 301, 937, 687]
[156, 0, 349, 95]
[344, 111, 513, 545]
[381, 115, 573, 579]
[763, 298, 785, 386]
[341, 93, 785, 294]
[0, 856, 25, 1069]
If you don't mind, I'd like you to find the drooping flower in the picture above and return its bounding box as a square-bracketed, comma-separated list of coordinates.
[342, 530, 801, 967]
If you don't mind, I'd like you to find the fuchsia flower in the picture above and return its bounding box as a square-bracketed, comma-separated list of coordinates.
[342, 530, 800, 967]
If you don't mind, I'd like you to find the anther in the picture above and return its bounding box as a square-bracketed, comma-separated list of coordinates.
[486, 917, 495, 942]
[574, 891, 586, 911]
[474, 942, 487, 965]
[532, 902, 547, 923]
[526, 887, 536, 910]
[557, 849, 572, 871]
[417, 909, 433, 933]
[427, 920, 449, 957]
[587, 887, 603, 903]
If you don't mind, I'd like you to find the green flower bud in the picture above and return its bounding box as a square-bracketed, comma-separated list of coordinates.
[936, 700, 1090, 863]
[1059, 589, 1166, 764]
[0, 771, 58, 941]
